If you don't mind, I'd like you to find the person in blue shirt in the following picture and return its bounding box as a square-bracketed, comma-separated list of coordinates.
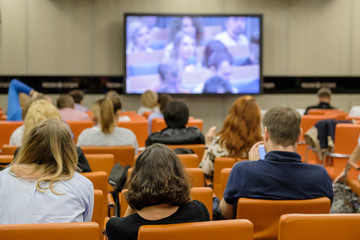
[7, 79, 38, 121]
[219, 106, 334, 219]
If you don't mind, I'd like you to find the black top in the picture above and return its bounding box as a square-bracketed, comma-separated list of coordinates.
[106, 200, 210, 240]
[145, 127, 205, 147]
[304, 102, 335, 115]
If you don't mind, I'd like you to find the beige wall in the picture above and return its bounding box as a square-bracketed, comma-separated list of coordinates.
[1, 0, 360, 131]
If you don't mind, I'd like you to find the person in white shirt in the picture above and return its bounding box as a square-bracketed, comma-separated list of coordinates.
[137, 90, 160, 115]
[0, 118, 94, 224]
[214, 17, 249, 47]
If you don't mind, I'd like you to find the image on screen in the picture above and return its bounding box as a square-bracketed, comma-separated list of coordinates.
[124, 14, 262, 95]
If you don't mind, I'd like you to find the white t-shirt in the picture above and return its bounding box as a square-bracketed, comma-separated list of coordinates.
[9, 125, 24, 146]
[0, 169, 94, 224]
[214, 31, 249, 47]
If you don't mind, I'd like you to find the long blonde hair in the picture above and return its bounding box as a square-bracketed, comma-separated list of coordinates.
[11, 118, 78, 194]
[23, 100, 62, 145]
[100, 98, 121, 134]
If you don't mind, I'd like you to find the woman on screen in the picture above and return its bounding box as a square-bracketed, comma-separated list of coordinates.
[171, 31, 199, 72]
[126, 21, 153, 54]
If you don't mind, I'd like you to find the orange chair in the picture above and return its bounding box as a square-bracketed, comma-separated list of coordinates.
[142, 111, 153, 119]
[67, 121, 94, 143]
[82, 171, 108, 201]
[190, 187, 213, 220]
[118, 120, 148, 148]
[138, 219, 253, 240]
[1, 144, 18, 155]
[177, 154, 200, 168]
[167, 144, 206, 160]
[236, 197, 331, 240]
[323, 123, 360, 180]
[345, 161, 360, 196]
[0, 121, 23, 148]
[81, 146, 135, 167]
[85, 154, 115, 192]
[151, 118, 203, 133]
[93, 190, 105, 240]
[213, 157, 237, 198]
[220, 168, 232, 200]
[0, 222, 100, 240]
[0, 155, 13, 164]
[279, 214, 360, 240]
[0, 115, 7, 121]
[119, 189, 129, 217]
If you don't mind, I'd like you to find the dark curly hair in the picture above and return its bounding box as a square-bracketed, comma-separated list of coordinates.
[125, 144, 191, 210]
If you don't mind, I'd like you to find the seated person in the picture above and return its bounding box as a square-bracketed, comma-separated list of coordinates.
[199, 96, 263, 180]
[69, 89, 88, 112]
[145, 100, 205, 146]
[0, 118, 94, 223]
[106, 144, 210, 240]
[147, 94, 172, 135]
[77, 98, 138, 154]
[214, 17, 249, 47]
[157, 59, 189, 93]
[57, 94, 90, 121]
[219, 106, 333, 219]
[137, 90, 160, 115]
[203, 51, 237, 94]
[304, 87, 335, 115]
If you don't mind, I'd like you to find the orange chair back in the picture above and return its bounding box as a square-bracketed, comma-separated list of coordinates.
[119, 189, 128, 217]
[186, 168, 204, 187]
[279, 214, 360, 240]
[300, 115, 335, 141]
[85, 154, 115, 192]
[190, 187, 213, 220]
[142, 112, 152, 119]
[177, 154, 200, 168]
[213, 157, 237, 198]
[0, 155, 14, 164]
[167, 144, 205, 160]
[118, 120, 148, 147]
[93, 190, 105, 240]
[67, 121, 94, 143]
[0, 121, 23, 148]
[0, 222, 99, 240]
[82, 171, 108, 198]
[81, 146, 135, 167]
[151, 118, 203, 133]
[236, 197, 331, 240]
[220, 168, 232, 200]
[138, 219, 253, 240]
[1, 144, 18, 155]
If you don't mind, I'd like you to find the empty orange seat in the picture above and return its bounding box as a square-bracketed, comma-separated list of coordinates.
[0, 121, 23, 148]
[213, 157, 237, 198]
[118, 120, 148, 147]
[81, 145, 135, 167]
[67, 121, 94, 143]
[177, 154, 200, 168]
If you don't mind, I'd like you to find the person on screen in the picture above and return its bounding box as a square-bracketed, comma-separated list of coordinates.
[170, 31, 199, 72]
[126, 21, 153, 54]
[157, 59, 189, 93]
[214, 17, 249, 47]
[203, 40, 228, 68]
[203, 51, 238, 93]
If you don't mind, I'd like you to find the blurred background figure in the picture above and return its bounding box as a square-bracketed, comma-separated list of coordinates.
[147, 94, 172, 134]
[214, 17, 248, 47]
[56, 94, 90, 121]
[304, 87, 335, 115]
[69, 89, 88, 112]
[126, 21, 153, 54]
[157, 59, 189, 93]
[137, 90, 159, 115]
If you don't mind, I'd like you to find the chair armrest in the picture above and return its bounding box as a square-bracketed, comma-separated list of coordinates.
[107, 193, 115, 217]
[349, 161, 360, 171]
[324, 152, 351, 158]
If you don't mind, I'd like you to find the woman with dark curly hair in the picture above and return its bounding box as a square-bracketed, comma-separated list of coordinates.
[106, 144, 210, 240]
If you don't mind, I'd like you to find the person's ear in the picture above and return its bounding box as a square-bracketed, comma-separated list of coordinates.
[264, 126, 269, 142]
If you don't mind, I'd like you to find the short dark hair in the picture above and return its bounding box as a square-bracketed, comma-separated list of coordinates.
[125, 144, 191, 210]
[317, 87, 331, 99]
[164, 100, 189, 128]
[207, 50, 233, 70]
[158, 94, 172, 113]
[68, 90, 84, 104]
[56, 94, 74, 109]
[263, 106, 301, 147]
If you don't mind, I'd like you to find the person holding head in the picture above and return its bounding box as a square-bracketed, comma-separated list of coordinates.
[137, 90, 160, 115]
[199, 96, 263, 180]
[106, 144, 210, 240]
[69, 89, 88, 112]
[0, 118, 94, 224]
[56, 94, 90, 121]
[147, 94, 172, 135]
[77, 98, 138, 154]
[219, 106, 333, 219]
[214, 17, 249, 47]
[304, 87, 335, 115]
[145, 100, 204, 146]
[126, 21, 153, 54]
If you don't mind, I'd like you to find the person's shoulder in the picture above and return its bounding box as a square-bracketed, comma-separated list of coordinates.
[182, 200, 210, 220]
[0, 167, 11, 178]
[71, 172, 93, 189]
[115, 127, 136, 136]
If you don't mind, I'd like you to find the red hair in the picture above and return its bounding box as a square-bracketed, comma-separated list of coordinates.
[218, 95, 263, 158]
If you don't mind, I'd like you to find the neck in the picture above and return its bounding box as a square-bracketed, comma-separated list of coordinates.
[266, 143, 297, 153]
[137, 204, 179, 220]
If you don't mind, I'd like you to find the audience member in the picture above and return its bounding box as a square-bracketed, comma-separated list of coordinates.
[304, 87, 335, 114]
[106, 144, 210, 240]
[214, 17, 249, 47]
[69, 89, 88, 111]
[7, 79, 39, 121]
[0, 118, 94, 223]
[77, 98, 138, 154]
[57, 94, 90, 121]
[219, 106, 333, 219]
[147, 94, 172, 134]
[137, 90, 160, 115]
[145, 100, 204, 146]
[157, 59, 188, 93]
[126, 21, 152, 54]
[170, 31, 198, 72]
[199, 96, 263, 180]
[203, 40, 228, 68]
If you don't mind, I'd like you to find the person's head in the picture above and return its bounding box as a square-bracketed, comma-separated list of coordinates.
[141, 90, 158, 109]
[56, 94, 75, 109]
[11, 118, 78, 194]
[21, 94, 48, 120]
[68, 90, 84, 104]
[202, 76, 233, 94]
[127, 21, 151, 51]
[23, 100, 62, 145]
[158, 59, 182, 86]
[170, 17, 203, 45]
[90, 99, 102, 125]
[225, 17, 246, 38]
[164, 100, 189, 128]
[125, 144, 191, 210]
[218, 96, 263, 158]
[172, 31, 196, 62]
[99, 98, 121, 134]
[208, 51, 234, 82]
[203, 40, 227, 68]
[317, 87, 332, 103]
[158, 94, 172, 113]
[105, 90, 120, 99]
[263, 106, 302, 151]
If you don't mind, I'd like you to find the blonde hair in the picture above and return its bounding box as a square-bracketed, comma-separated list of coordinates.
[100, 98, 118, 134]
[23, 100, 62, 145]
[90, 99, 101, 125]
[141, 90, 158, 108]
[11, 118, 78, 194]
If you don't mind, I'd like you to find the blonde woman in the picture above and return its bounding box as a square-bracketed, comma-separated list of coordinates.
[0, 118, 94, 224]
[137, 90, 160, 115]
[77, 98, 138, 154]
